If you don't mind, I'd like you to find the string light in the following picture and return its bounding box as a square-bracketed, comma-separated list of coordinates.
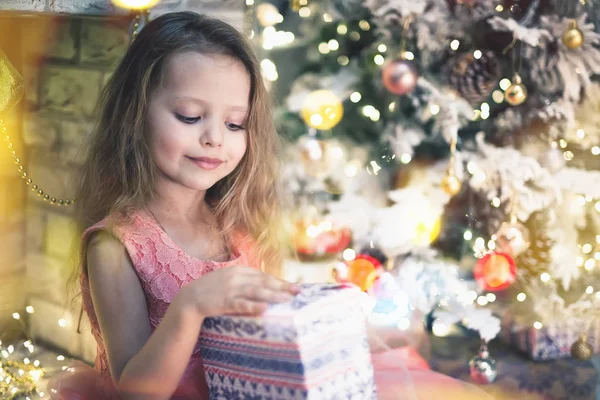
[337, 24, 348, 35]
[429, 104, 440, 115]
[298, 7, 310, 17]
[499, 78, 511, 91]
[533, 321, 543, 329]
[592, 146, 600, 155]
[492, 90, 504, 103]
[517, 292, 527, 302]
[378, 44, 387, 52]
[342, 248, 356, 261]
[328, 39, 339, 51]
[337, 55, 349, 65]
[322, 13, 333, 22]
[374, 54, 385, 65]
[450, 39, 460, 51]
[473, 50, 482, 59]
[359, 20, 371, 31]
[400, 154, 412, 164]
[540, 272, 551, 282]
[1, 120, 74, 207]
[350, 92, 362, 103]
[463, 230, 473, 240]
[349, 31, 361, 41]
[318, 42, 330, 54]
[404, 51, 415, 60]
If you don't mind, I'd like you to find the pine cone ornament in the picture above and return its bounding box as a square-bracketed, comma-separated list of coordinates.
[516, 211, 555, 279]
[447, 51, 501, 105]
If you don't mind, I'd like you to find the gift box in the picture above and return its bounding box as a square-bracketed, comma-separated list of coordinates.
[199, 283, 377, 399]
[500, 311, 600, 360]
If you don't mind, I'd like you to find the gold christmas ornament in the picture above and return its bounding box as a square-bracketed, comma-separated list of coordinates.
[571, 333, 594, 360]
[0, 49, 24, 113]
[504, 74, 527, 106]
[441, 172, 462, 196]
[562, 20, 584, 50]
[300, 90, 344, 131]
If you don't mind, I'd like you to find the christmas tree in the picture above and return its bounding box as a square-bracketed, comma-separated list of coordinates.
[254, 0, 600, 357]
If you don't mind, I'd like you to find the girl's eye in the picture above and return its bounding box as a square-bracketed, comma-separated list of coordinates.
[226, 122, 246, 131]
[175, 113, 201, 124]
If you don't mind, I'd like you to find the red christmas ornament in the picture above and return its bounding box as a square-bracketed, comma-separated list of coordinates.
[334, 254, 383, 292]
[474, 252, 517, 292]
[382, 59, 418, 95]
[294, 220, 351, 258]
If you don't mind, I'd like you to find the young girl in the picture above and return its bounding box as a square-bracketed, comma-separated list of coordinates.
[49, 11, 493, 400]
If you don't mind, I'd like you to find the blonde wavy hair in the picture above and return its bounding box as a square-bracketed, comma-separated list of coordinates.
[74, 12, 284, 277]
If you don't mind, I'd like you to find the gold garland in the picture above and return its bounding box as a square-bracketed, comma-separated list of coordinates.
[0, 118, 74, 206]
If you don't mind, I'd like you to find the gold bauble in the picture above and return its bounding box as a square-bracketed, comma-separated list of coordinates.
[441, 173, 462, 196]
[504, 74, 528, 106]
[562, 23, 584, 49]
[301, 90, 344, 131]
[571, 334, 594, 360]
[0, 49, 24, 113]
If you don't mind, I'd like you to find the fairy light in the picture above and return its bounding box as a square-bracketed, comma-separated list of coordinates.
[318, 42, 330, 54]
[58, 318, 67, 328]
[559, 139, 568, 148]
[299, 7, 310, 17]
[432, 321, 450, 337]
[533, 321, 543, 329]
[491, 197, 501, 207]
[563, 151, 574, 161]
[492, 90, 504, 103]
[592, 146, 600, 155]
[486, 293, 496, 302]
[517, 292, 527, 302]
[488, 240, 496, 250]
[349, 31, 361, 41]
[473, 50, 482, 59]
[350, 92, 362, 103]
[477, 296, 489, 306]
[310, 114, 323, 126]
[576, 195, 587, 206]
[322, 13, 333, 22]
[337, 55, 349, 65]
[450, 39, 460, 50]
[378, 44, 387, 52]
[595, 252, 600, 261]
[582, 243, 593, 254]
[400, 153, 412, 164]
[540, 272, 551, 283]
[25, 306, 34, 314]
[586, 286, 594, 294]
[344, 163, 358, 177]
[404, 51, 415, 60]
[260, 59, 278, 81]
[12, 313, 20, 320]
[499, 78, 511, 91]
[359, 20, 371, 31]
[328, 39, 339, 51]
[429, 104, 440, 115]
[585, 259, 596, 271]
[374, 54, 385, 65]
[576, 129, 586, 139]
[342, 248, 356, 261]
[337, 24, 348, 35]
[388, 102, 396, 111]
[56, 355, 65, 361]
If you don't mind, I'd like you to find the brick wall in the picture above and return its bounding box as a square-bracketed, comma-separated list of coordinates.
[0, 0, 244, 362]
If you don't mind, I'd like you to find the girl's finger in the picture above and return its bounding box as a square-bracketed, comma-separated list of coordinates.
[239, 285, 293, 303]
[230, 299, 268, 315]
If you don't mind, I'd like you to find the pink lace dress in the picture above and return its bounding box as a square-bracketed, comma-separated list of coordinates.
[49, 211, 491, 399]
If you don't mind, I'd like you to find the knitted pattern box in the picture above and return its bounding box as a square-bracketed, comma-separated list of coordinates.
[199, 283, 377, 399]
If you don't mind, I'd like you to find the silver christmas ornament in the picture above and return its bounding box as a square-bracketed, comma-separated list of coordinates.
[469, 342, 497, 384]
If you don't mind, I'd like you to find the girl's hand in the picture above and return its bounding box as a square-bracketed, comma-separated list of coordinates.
[180, 266, 301, 318]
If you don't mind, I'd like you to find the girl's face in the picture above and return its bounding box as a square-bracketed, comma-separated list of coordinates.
[147, 52, 250, 193]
